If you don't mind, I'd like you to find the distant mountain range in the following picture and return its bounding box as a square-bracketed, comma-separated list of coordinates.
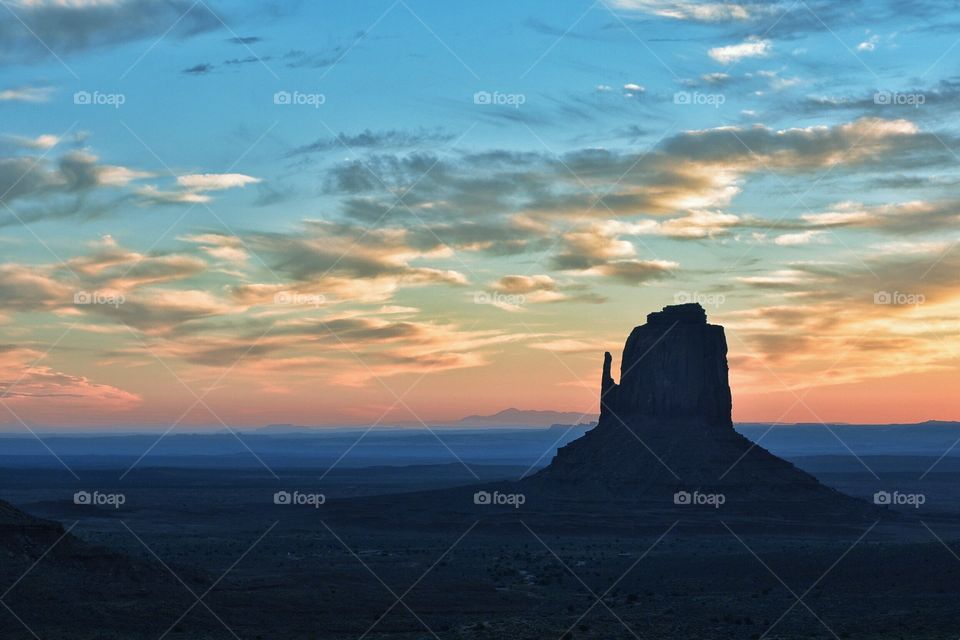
[453, 408, 592, 427]
[252, 409, 594, 432]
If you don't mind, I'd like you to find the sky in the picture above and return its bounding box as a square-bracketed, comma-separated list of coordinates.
[1, 0, 959, 429]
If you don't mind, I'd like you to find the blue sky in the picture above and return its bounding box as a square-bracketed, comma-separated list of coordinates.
[2, 0, 960, 428]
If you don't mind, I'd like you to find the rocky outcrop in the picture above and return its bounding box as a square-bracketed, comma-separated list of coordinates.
[528, 303, 875, 516]
[0, 499, 73, 556]
[609, 302, 731, 426]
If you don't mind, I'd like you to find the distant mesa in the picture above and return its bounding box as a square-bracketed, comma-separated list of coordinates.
[526, 303, 876, 517]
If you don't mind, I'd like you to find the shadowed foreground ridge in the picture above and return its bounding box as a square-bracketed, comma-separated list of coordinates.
[527, 303, 876, 517]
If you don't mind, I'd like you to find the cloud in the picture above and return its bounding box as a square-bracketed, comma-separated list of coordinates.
[724, 243, 960, 391]
[135, 185, 211, 205]
[605, 0, 756, 21]
[288, 128, 456, 156]
[708, 37, 772, 64]
[0, 236, 232, 337]
[3, 134, 60, 150]
[133, 173, 261, 206]
[0, 85, 52, 102]
[800, 199, 960, 235]
[183, 63, 214, 75]
[486, 274, 604, 306]
[326, 117, 943, 231]
[0, 345, 140, 418]
[0, 150, 150, 210]
[774, 230, 825, 245]
[176, 173, 261, 191]
[857, 34, 880, 51]
[584, 259, 677, 284]
[180, 233, 248, 264]
[236, 221, 469, 303]
[0, 0, 219, 64]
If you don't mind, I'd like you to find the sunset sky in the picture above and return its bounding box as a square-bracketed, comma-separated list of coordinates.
[1, 0, 958, 429]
